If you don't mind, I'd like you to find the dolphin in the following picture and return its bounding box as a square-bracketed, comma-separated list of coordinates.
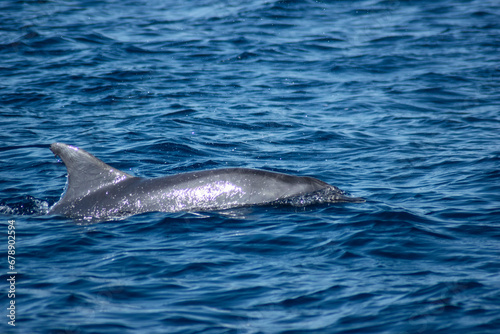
[48, 143, 364, 221]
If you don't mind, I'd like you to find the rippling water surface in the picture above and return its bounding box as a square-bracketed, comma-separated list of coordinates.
[1, 0, 499, 333]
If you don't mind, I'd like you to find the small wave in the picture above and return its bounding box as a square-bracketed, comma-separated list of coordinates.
[273, 186, 365, 207]
[0, 195, 49, 216]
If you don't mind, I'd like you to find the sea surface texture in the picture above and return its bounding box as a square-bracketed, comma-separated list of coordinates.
[1, 0, 499, 333]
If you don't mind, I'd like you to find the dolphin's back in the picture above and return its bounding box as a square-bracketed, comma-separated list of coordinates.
[48, 143, 363, 221]
[132, 168, 332, 213]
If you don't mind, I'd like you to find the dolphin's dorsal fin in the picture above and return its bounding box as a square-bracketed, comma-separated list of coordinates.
[50, 143, 136, 201]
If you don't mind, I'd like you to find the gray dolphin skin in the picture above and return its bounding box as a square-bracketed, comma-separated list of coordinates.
[48, 143, 364, 221]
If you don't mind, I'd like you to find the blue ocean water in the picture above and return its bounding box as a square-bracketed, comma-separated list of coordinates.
[1, 0, 500, 332]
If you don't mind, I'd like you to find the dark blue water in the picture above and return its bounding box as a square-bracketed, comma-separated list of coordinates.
[1, 0, 500, 332]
